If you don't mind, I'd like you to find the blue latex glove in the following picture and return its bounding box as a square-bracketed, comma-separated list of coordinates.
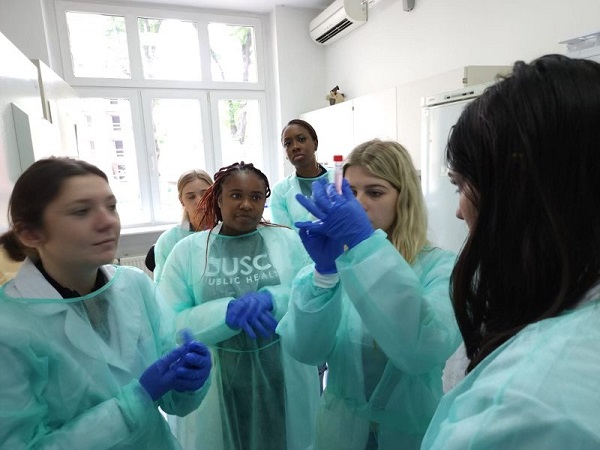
[226, 292, 278, 339]
[171, 330, 212, 393]
[295, 225, 344, 274]
[295, 178, 374, 249]
[252, 291, 278, 338]
[140, 330, 211, 401]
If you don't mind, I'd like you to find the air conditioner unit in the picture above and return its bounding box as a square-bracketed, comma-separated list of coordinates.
[309, 0, 367, 46]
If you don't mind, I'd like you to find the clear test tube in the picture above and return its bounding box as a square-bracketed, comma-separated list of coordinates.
[333, 154, 344, 194]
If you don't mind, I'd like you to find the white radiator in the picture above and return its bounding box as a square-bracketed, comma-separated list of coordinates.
[118, 255, 153, 279]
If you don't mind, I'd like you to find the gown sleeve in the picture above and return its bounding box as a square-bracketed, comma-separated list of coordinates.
[269, 180, 294, 228]
[0, 268, 207, 449]
[338, 230, 460, 374]
[140, 272, 210, 415]
[427, 396, 600, 449]
[277, 264, 343, 366]
[0, 338, 158, 449]
[261, 228, 312, 321]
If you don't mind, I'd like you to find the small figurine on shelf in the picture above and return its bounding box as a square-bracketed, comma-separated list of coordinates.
[326, 85, 345, 105]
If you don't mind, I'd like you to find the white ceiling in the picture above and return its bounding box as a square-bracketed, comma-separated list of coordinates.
[105, 0, 331, 14]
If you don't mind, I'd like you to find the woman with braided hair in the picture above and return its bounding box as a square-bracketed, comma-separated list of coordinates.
[157, 162, 319, 450]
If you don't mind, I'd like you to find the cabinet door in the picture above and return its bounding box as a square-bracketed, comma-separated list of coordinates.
[300, 100, 354, 168]
[352, 87, 397, 147]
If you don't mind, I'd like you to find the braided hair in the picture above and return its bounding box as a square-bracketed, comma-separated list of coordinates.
[197, 161, 272, 229]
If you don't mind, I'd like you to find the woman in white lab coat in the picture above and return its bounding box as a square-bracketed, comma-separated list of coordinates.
[0, 157, 212, 449]
[421, 54, 600, 448]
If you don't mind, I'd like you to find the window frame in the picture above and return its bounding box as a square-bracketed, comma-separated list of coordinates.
[51, 0, 274, 230]
[54, 1, 266, 91]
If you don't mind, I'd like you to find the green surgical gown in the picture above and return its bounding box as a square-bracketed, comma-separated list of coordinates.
[0, 259, 209, 449]
[422, 285, 600, 449]
[269, 170, 333, 230]
[157, 224, 319, 450]
[278, 230, 461, 450]
[154, 222, 194, 282]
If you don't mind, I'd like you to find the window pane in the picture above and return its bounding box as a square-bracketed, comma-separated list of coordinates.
[217, 99, 262, 168]
[151, 99, 207, 219]
[66, 12, 130, 78]
[208, 24, 257, 82]
[138, 18, 201, 81]
[76, 98, 145, 225]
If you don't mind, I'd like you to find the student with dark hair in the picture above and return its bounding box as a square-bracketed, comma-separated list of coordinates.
[278, 140, 459, 449]
[152, 169, 214, 281]
[157, 161, 319, 450]
[0, 157, 211, 448]
[270, 119, 333, 230]
[421, 54, 600, 448]
[271, 119, 334, 390]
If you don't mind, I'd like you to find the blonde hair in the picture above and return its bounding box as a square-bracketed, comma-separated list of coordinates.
[344, 139, 428, 262]
[177, 169, 213, 223]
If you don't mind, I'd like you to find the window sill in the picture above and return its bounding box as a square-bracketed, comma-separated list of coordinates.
[117, 223, 176, 258]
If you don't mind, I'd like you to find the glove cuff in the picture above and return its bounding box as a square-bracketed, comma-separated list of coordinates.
[347, 229, 375, 249]
[313, 269, 339, 288]
[314, 262, 337, 276]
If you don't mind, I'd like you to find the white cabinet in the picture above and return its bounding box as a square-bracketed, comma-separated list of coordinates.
[299, 99, 354, 169]
[0, 31, 43, 231]
[300, 87, 397, 169]
[352, 87, 397, 146]
[300, 66, 510, 173]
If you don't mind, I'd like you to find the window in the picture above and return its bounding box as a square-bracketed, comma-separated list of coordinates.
[208, 23, 257, 83]
[76, 94, 147, 225]
[65, 11, 130, 78]
[54, 2, 269, 228]
[210, 92, 266, 169]
[138, 17, 201, 81]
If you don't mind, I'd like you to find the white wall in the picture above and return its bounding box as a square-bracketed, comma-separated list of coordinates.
[323, 0, 600, 98]
[271, 6, 327, 124]
[271, 6, 327, 177]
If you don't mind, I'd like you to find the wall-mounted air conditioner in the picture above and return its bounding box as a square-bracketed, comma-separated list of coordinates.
[309, 0, 367, 46]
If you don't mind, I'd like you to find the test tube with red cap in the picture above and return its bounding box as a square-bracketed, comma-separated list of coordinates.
[334, 155, 344, 193]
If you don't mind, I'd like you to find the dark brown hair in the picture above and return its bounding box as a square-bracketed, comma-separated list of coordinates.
[447, 55, 600, 371]
[0, 157, 108, 261]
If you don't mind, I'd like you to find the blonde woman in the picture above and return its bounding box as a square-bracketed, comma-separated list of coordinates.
[153, 170, 213, 282]
[278, 139, 461, 449]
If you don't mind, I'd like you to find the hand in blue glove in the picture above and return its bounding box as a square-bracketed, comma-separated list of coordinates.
[171, 330, 212, 393]
[253, 291, 278, 338]
[295, 225, 344, 274]
[226, 291, 278, 339]
[295, 178, 374, 249]
[140, 330, 211, 401]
